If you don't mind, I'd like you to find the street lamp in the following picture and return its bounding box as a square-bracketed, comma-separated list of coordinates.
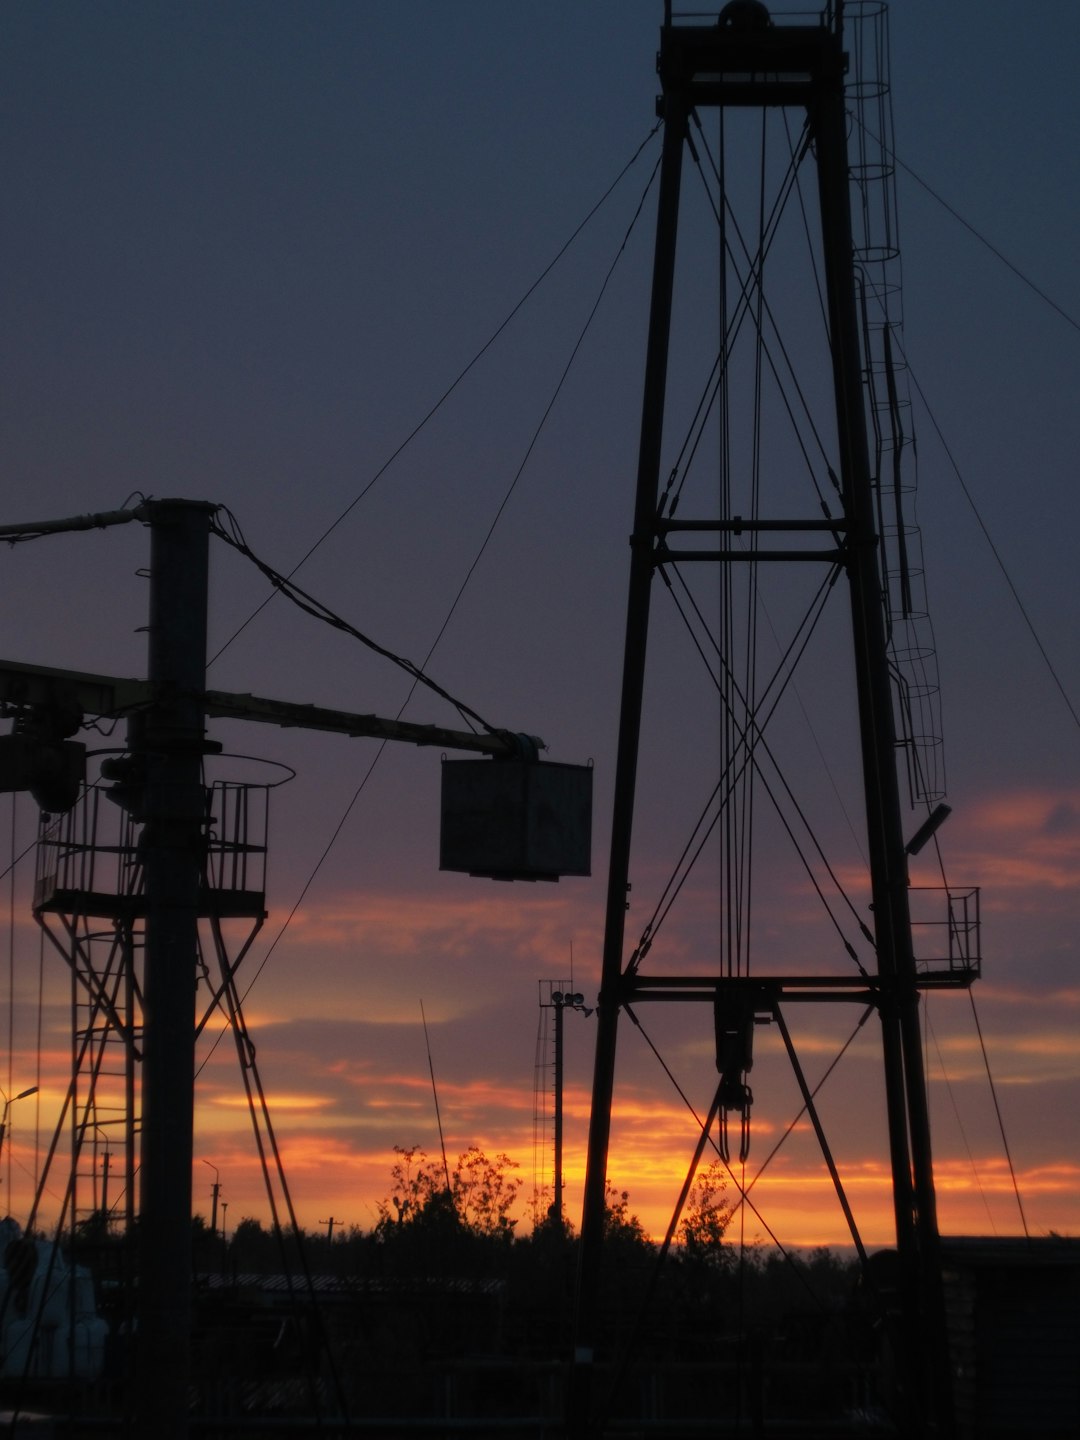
[202, 1159, 221, 1238]
[549, 991, 592, 1226]
[0, 1085, 39, 1180]
[220, 1201, 229, 1281]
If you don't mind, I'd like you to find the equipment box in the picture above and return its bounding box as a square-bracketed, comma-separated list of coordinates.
[440, 759, 592, 881]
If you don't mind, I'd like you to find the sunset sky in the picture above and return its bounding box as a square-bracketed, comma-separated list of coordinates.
[2, 2, 1078, 1259]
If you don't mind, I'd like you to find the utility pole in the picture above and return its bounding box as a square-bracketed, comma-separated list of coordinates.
[101, 1148, 111, 1220]
[204, 1159, 221, 1239]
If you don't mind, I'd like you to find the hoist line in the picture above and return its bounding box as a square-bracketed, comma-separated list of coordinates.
[718, 104, 738, 986]
[631, 560, 873, 974]
[622, 1002, 841, 1316]
[899, 341, 1080, 734]
[627, 559, 836, 969]
[193, 150, 665, 1046]
[618, 999, 882, 1369]
[671, 561, 875, 950]
[206, 122, 663, 669]
[690, 106, 837, 492]
[734, 1005, 875, 1215]
[671, 114, 838, 540]
[734, 105, 771, 985]
[674, 593, 869, 973]
[668, 119, 839, 539]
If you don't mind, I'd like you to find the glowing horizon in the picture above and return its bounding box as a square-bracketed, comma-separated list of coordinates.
[2, 2, 1078, 1278]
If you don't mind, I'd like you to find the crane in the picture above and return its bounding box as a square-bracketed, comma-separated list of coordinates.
[0, 497, 590, 1436]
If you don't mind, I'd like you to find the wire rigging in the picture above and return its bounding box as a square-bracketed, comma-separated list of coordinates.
[419, 145, 663, 675]
[197, 142, 664, 1041]
[207, 123, 663, 669]
[925, 1004, 998, 1235]
[623, 1003, 843, 1305]
[898, 342, 1080, 733]
[858, 123, 1080, 338]
[967, 990, 1030, 1239]
[629, 559, 872, 976]
[633, 101, 874, 987]
[211, 508, 500, 737]
[682, 109, 838, 507]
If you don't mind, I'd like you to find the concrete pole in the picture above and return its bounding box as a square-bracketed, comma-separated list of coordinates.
[134, 498, 215, 1438]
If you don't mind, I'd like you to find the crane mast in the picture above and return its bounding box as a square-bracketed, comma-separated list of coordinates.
[1, 497, 588, 1436]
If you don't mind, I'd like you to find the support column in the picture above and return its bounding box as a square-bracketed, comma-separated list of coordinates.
[571, 78, 688, 1435]
[812, 79, 952, 1437]
[134, 498, 215, 1437]
[553, 994, 565, 1227]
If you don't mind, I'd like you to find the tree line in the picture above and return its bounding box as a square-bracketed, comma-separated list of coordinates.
[199, 1143, 737, 1273]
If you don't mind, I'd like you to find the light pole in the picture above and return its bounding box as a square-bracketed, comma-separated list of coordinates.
[0, 1085, 39, 1186]
[550, 992, 591, 1227]
[101, 1147, 112, 1221]
[202, 1159, 221, 1239]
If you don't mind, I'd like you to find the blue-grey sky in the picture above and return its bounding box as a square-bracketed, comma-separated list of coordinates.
[2, 2, 1078, 1244]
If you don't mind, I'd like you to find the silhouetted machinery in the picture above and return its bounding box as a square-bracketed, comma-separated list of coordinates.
[0, 497, 591, 1438]
[440, 755, 592, 880]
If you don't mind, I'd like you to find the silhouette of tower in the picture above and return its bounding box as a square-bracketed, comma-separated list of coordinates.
[571, 7, 977, 1434]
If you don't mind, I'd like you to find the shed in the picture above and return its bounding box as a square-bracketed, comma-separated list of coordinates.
[942, 1235, 1080, 1439]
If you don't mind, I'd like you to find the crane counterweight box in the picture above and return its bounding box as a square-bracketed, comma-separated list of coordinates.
[440, 759, 592, 881]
